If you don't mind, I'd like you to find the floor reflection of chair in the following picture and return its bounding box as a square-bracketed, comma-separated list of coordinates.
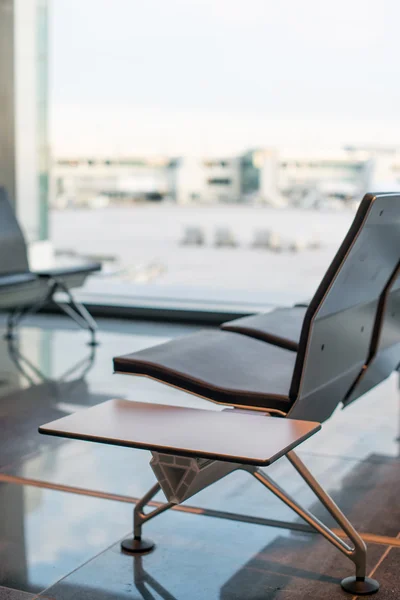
[7, 336, 96, 387]
[220, 533, 345, 600]
[133, 556, 178, 600]
[0, 335, 100, 470]
[0, 483, 30, 592]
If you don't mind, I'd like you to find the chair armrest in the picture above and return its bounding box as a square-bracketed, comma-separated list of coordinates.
[39, 399, 320, 466]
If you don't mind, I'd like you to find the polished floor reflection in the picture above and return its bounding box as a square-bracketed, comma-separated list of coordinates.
[0, 314, 399, 600]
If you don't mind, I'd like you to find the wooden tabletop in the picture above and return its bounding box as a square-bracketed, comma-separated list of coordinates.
[39, 399, 321, 466]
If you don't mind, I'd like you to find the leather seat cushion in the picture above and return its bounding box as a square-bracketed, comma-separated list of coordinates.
[114, 330, 296, 411]
[221, 306, 306, 351]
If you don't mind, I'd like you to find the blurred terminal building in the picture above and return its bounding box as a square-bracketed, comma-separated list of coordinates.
[1, 3, 398, 216]
[53, 147, 400, 209]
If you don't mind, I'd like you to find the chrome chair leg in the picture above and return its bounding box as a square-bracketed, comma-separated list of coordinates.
[121, 482, 174, 555]
[251, 451, 379, 595]
[51, 278, 98, 346]
[120, 452, 379, 594]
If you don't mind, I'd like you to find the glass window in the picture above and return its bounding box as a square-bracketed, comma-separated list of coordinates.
[48, 0, 400, 309]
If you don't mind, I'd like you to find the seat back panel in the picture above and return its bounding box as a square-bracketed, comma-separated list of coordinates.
[289, 364, 363, 423]
[344, 272, 400, 405]
[289, 193, 400, 422]
[375, 277, 400, 352]
[345, 348, 399, 405]
[0, 187, 30, 276]
[299, 301, 377, 399]
[317, 224, 398, 319]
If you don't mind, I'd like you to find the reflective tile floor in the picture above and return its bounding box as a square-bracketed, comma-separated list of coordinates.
[0, 314, 399, 599]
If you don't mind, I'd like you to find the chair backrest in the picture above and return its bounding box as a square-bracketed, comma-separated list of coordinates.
[288, 193, 400, 423]
[0, 187, 30, 276]
[344, 263, 400, 406]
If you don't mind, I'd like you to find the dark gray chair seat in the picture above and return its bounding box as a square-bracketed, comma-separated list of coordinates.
[0, 273, 37, 288]
[34, 262, 101, 290]
[34, 262, 101, 279]
[221, 306, 306, 351]
[0, 274, 48, 310]
[114, 330, 296, 412]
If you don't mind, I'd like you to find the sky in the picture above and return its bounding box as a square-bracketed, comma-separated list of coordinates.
[50, 0, 400, 156]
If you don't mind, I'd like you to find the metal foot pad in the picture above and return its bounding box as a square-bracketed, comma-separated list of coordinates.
[121, 537, 155, 555]
[341, 576, 380, 595]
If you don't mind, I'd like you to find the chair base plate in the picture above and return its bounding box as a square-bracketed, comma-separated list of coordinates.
[341, 576, 380, 595]
[120, 537, 155, 555]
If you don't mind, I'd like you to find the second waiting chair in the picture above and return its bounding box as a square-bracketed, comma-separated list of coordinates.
[0, 187, 101, 345]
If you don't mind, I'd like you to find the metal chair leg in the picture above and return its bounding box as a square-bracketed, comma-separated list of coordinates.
[120, 452, 379, 594]
[121, 482, 174, 555]
[51, 279, 98, 346]
[5, 309, 18, 340]
[251, 451, 379, 595]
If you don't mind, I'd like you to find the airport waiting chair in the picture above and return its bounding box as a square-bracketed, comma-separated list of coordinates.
[0, 187, 101, 344]
[113, 193, 400, 423]
[40, 193, 400, 595]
